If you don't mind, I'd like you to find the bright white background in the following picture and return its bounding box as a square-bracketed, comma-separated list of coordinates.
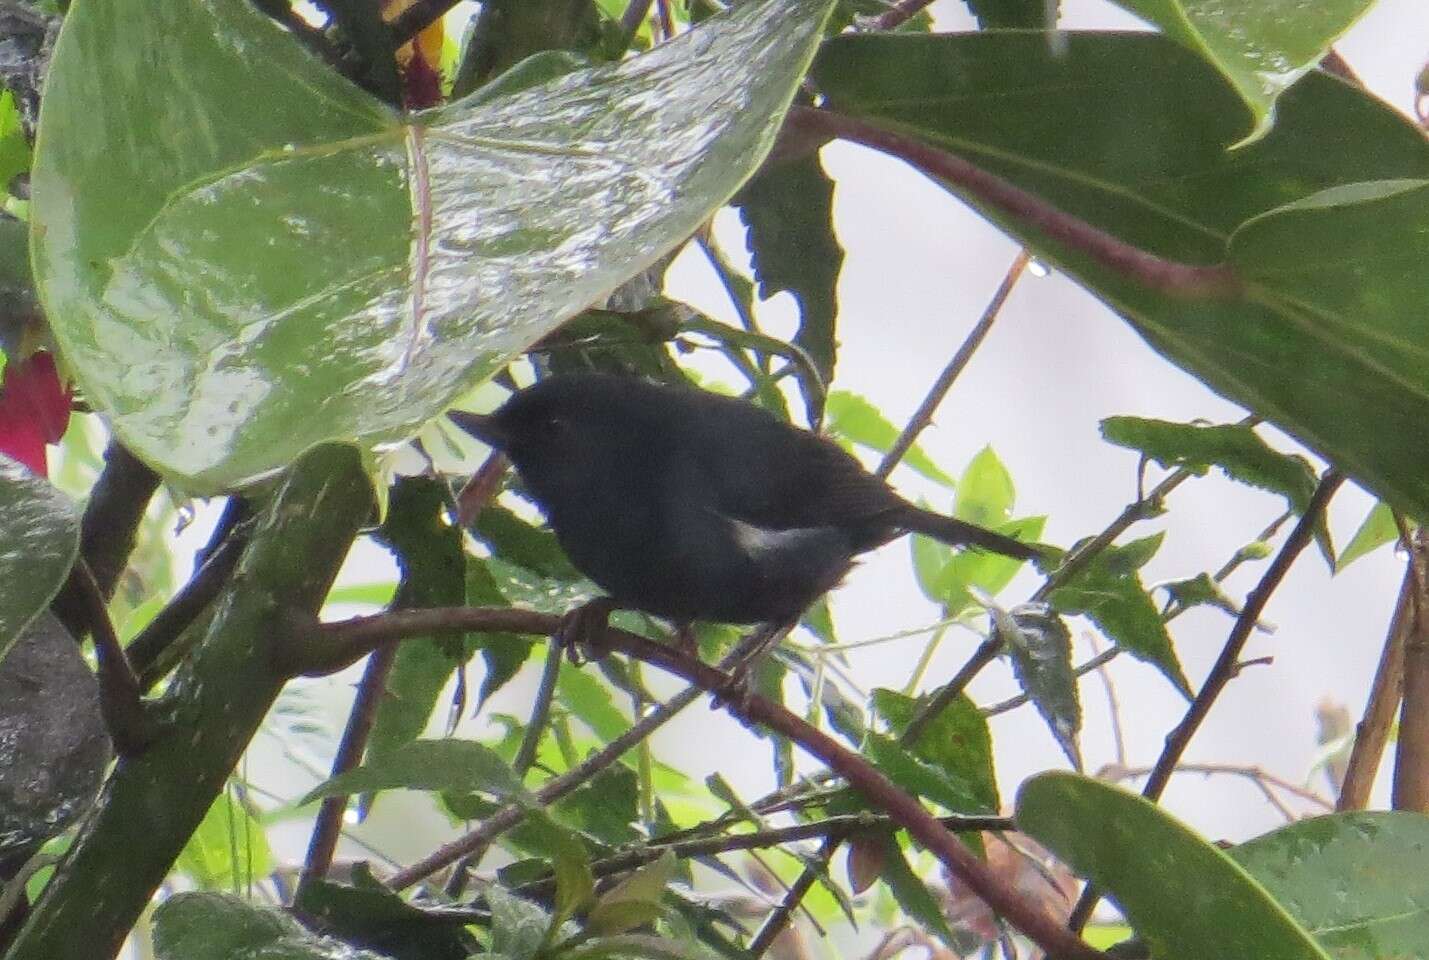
[156, 0, 1429, 926]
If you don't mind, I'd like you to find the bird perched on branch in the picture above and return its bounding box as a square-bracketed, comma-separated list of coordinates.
[451, 374, 1037, 652]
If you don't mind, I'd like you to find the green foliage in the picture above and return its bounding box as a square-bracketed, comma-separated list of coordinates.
[1048, 534, 1193, 696]
[811, 32, 1429, 521]
[1017, 773, 1333, 960]
[0, 456, 80, 661]
[14, 2, 1425, 958]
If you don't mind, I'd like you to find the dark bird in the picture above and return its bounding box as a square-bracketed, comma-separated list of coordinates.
[451, 374, 1037, 645]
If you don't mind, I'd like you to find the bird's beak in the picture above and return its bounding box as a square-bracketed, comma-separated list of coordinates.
[449, 410, 509, 449]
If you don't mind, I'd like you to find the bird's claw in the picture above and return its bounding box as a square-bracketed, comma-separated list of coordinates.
[555, 599, 618, 665]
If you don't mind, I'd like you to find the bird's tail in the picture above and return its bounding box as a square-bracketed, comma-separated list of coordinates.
[899, 505, 1041, 561]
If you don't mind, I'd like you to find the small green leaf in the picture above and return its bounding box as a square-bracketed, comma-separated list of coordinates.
[989, 604, 1081, 769]
[1049, 535, 1192, 697]
[366, 478, 471, 769]
[488, 885, 552, 960]
[912, 515, 1045, 615]
[300, 739, 532, 805]
[876, 836, 960, 950]
[1160, 572, 1241, 619]
[954, 446, 1015, 527]
[872, 688, 999, 813]
[153, 893, 303, 960]
[1229, 811, 1429, 959]
[557, 665, 629, 743]
[174, 791, 272, 891]
[293, 863, 477, 960]
[1337, 501, 1398, 571]
[0, 457, 81, 663]
[964, 0, 1056, 29]
[1101, 417, 1332, 563]
[586, 851, 676, 935]
[1016, 772, 1332, 960]
[824, 391, 955, 488]
[0, 90, 31, 192]
[733, 150, 844, 415]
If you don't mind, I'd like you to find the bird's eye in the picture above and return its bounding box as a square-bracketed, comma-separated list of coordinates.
[539, 415, 567, 436]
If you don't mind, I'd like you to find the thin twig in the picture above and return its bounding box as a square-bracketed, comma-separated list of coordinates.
[1105, 762, 1332, 814]
[876, 250, 1030, 480]
[388, 0, 463, 47]
[69, 560, 150, 755]
[131, 531, 248, 690]
[315, 607, 1108, 960]
[511, 812, 1012, 901]
[1338, 566, 1412, 810]
[785, 108, 1241, 300]
[620, 0, 656, 38]
[298, 641, 400, 889]
[51, 441, 161, 639]
[747, 836, 835, 959]
[385, 626, 783, 891]
[1068, 470, 1344, 931]
[1392, 527, 1429, 811]
[456, 450, 508, 528]
[1087, 633, 1126, 769]
[869, 0, 935, 30]
[513, 640, 564, 776]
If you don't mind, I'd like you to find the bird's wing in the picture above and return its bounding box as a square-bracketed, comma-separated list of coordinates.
[688, 415, 907, 532]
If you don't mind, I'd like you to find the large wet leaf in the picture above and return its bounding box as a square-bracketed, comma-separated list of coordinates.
[33, 0, 835, 492]
[1110, 0, 1373, 142]
[0, 456, 80, 661]
[1016, 772, 1331, 960]
[810, 33, 1429, 520]
[1229, 811, 1429, 959]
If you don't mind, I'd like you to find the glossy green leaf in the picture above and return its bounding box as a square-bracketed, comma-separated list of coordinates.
[1101, 416, 1331, 561]
[810, 33, 1429, 521]
[153, 893, 302, 960]
[1110, 0, 1372, 142]
[33, 0, 835, 492]
[733, 151, 844, 407]
[824, 390, 955, 488]
[1016, 772, 1332, 960]
[872, 688, 999, 812]
[1229, 811, 1429, 959]
[990, 604, 1081, 769]
[300, 739, 532, 805]
[0, 456, 81, 662]
[1337, 501, 1398, 571]
[174, 791, 272, 892]
[1048, 534, 1191, 696]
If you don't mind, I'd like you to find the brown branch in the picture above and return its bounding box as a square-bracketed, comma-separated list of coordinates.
[51, 441, 161, 639]
[1392, 527, 1429, 811]
[67, 560, 152, 755]
[1105, 762, 1332, 814]
[869, 0, 935, 30]
[785, 107, 1241, 300]
[747, 835, 834, 959]
[388, 625, 787, 891]
[876, 250, 1030, 480]
[1338, 566, 1412, 810]
[388, 0, 463, 48]
[312, 608, 1107, 960]
[1068, 470, 1344, 931]
[455, 451, 508, 528]
[130, 529, 248, 690]
[298, 641, 400, 889]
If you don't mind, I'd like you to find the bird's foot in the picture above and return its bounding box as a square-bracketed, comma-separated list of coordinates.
[555, 598, 620, 665]
[710, 620, 789, 711]
[672, 622, 699, 657]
